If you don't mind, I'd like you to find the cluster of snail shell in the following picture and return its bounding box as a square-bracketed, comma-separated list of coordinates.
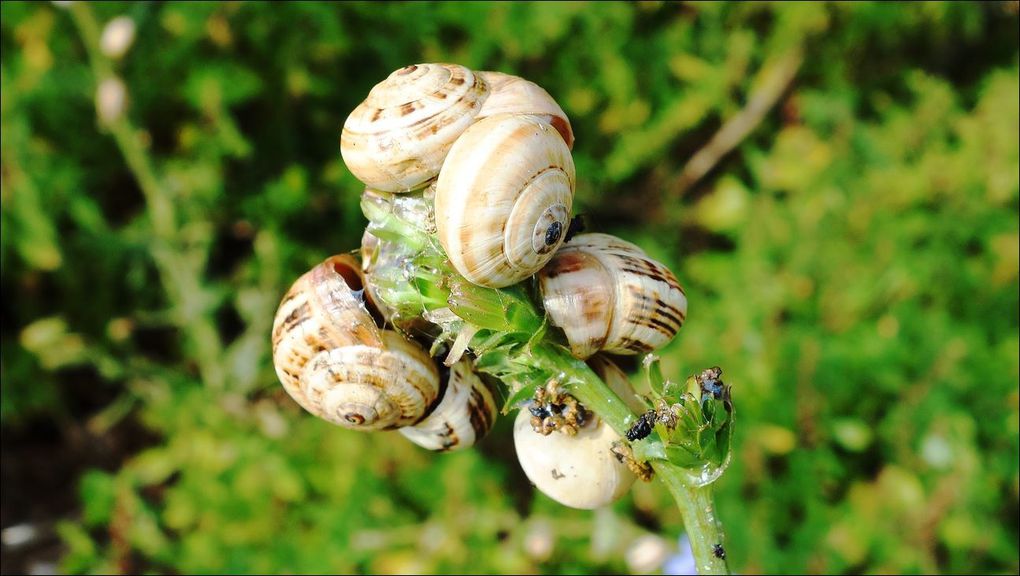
[271, 63, 688, 510]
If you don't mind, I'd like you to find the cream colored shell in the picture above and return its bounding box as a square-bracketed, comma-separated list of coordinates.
[271, 255, 440, 430]
[435, 114, 575, 288]
[588, 355, 648, 414]
[538, 233, 688, 359]
[513, 408, 636, 509]
[340, 63, 489, 193]
[475, 71, 573, 149]
[400, 359, 498, 451]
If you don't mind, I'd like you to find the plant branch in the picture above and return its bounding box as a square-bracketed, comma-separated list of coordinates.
[655, 463, 730, 575]
[674, 49, 803, 195]
[68, 3, 226, 389]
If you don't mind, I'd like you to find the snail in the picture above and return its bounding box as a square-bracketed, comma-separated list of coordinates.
[400, 358, 498, 451]
[434, 113, 576, 288]
[538, 233, 688, 359]
[513, 397, 636, 509]
[271, 255, 441, 430]
[340, 63, 490, 193]
[587, 354, 648, 414]
[475, 71, 573, 149]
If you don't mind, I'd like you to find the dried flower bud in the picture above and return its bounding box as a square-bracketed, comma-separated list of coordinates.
[96, 76, 126, 125]
[100, 16, 136, 60]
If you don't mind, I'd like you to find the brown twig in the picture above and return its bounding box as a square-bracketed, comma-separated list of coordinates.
[674, 49, 803, 196]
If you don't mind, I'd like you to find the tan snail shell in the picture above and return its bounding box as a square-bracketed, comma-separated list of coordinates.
[435, 113, 575, 288]
[340, 63, 489, 193]
[538, 233, 688, 359]
[588, 355, 648, 414]
[475, 71, 573, 149]
[400, 358, 498, 451]
[513, 403, 636, 509]
[271, 255, 441, 430]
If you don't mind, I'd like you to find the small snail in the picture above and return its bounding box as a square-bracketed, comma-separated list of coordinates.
[588, 355, 648, 414]
[435, 113, 575, 288]
[340, 63, 489, 193]
[538, 233, 688, 359]
[513, 402, 636, 509]
[271, 255, 441, 430]
[475, 71, 573, 149]
[400, 358, 498, 451]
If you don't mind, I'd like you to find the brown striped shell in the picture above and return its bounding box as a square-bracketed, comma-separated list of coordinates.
[475, 71, 573, 149]
[340, 63, 490, 193]
[399, 358, 498, 451]
[538, 233, 688, 359]
[271, 255, 441, 430]
[435, 114, 575, 288]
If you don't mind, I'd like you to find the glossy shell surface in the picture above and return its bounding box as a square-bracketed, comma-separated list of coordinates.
[435, 114, 575, 288]
[341, 63, 489, 192]
[513, 409, 635, 509]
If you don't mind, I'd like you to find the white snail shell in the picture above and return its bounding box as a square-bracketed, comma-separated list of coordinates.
[475, 71, 573, 149]
[341, 63, 489, 193]
[538, 233, 688, 359]
[435, 114, 575, 288]
[400, 358, 498, 451]
[271, 255, 441, 430]
[513, 408, 636, 509]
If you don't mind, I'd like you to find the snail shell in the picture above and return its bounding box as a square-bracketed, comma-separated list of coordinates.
[271, 255, 440, 430]
[513, 406, 636, 509]
[475, 71, 573, 149]
[538, 233, 688, 359]
[588, 355, 648, 414]
[435, 114, 575, 288]
[341, 63, 489, 193]
[400, 358, 498, 451]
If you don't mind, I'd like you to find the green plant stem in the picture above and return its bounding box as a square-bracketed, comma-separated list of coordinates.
[479, 342, 731, 575]
[654, 462, 731, 575]
[68, 3, 226, 389]
[531, 343, 637, 433]
[372, 229, 734, 574]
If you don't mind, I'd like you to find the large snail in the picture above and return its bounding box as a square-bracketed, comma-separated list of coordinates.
[538, 233, 688, 359]
[340, 63, 489, 193]
[271, 255, 441, 429]
[435, 113, 575, 288]
[271, 255, 497, 448]
[513, 361, 640, 509]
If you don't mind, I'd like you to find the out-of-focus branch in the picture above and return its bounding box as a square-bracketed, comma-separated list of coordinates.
[675, 49, 803, 196]
[68, 3, 226, 389]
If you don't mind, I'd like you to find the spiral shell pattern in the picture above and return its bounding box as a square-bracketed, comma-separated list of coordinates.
[538, 233, 688, 359]
[271, 255, 440, 430]
[301, 330, 440, 430]
[435, 114, 575, 288]
[341, 63, 489, 192]
[400, 359, 498, 451]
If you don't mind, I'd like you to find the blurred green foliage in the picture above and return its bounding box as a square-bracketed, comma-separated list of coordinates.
[2, 1, 1018, 574]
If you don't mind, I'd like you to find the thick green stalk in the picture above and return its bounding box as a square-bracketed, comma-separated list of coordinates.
[530, 343, 637, 434]
[655, 463, 731, 575]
